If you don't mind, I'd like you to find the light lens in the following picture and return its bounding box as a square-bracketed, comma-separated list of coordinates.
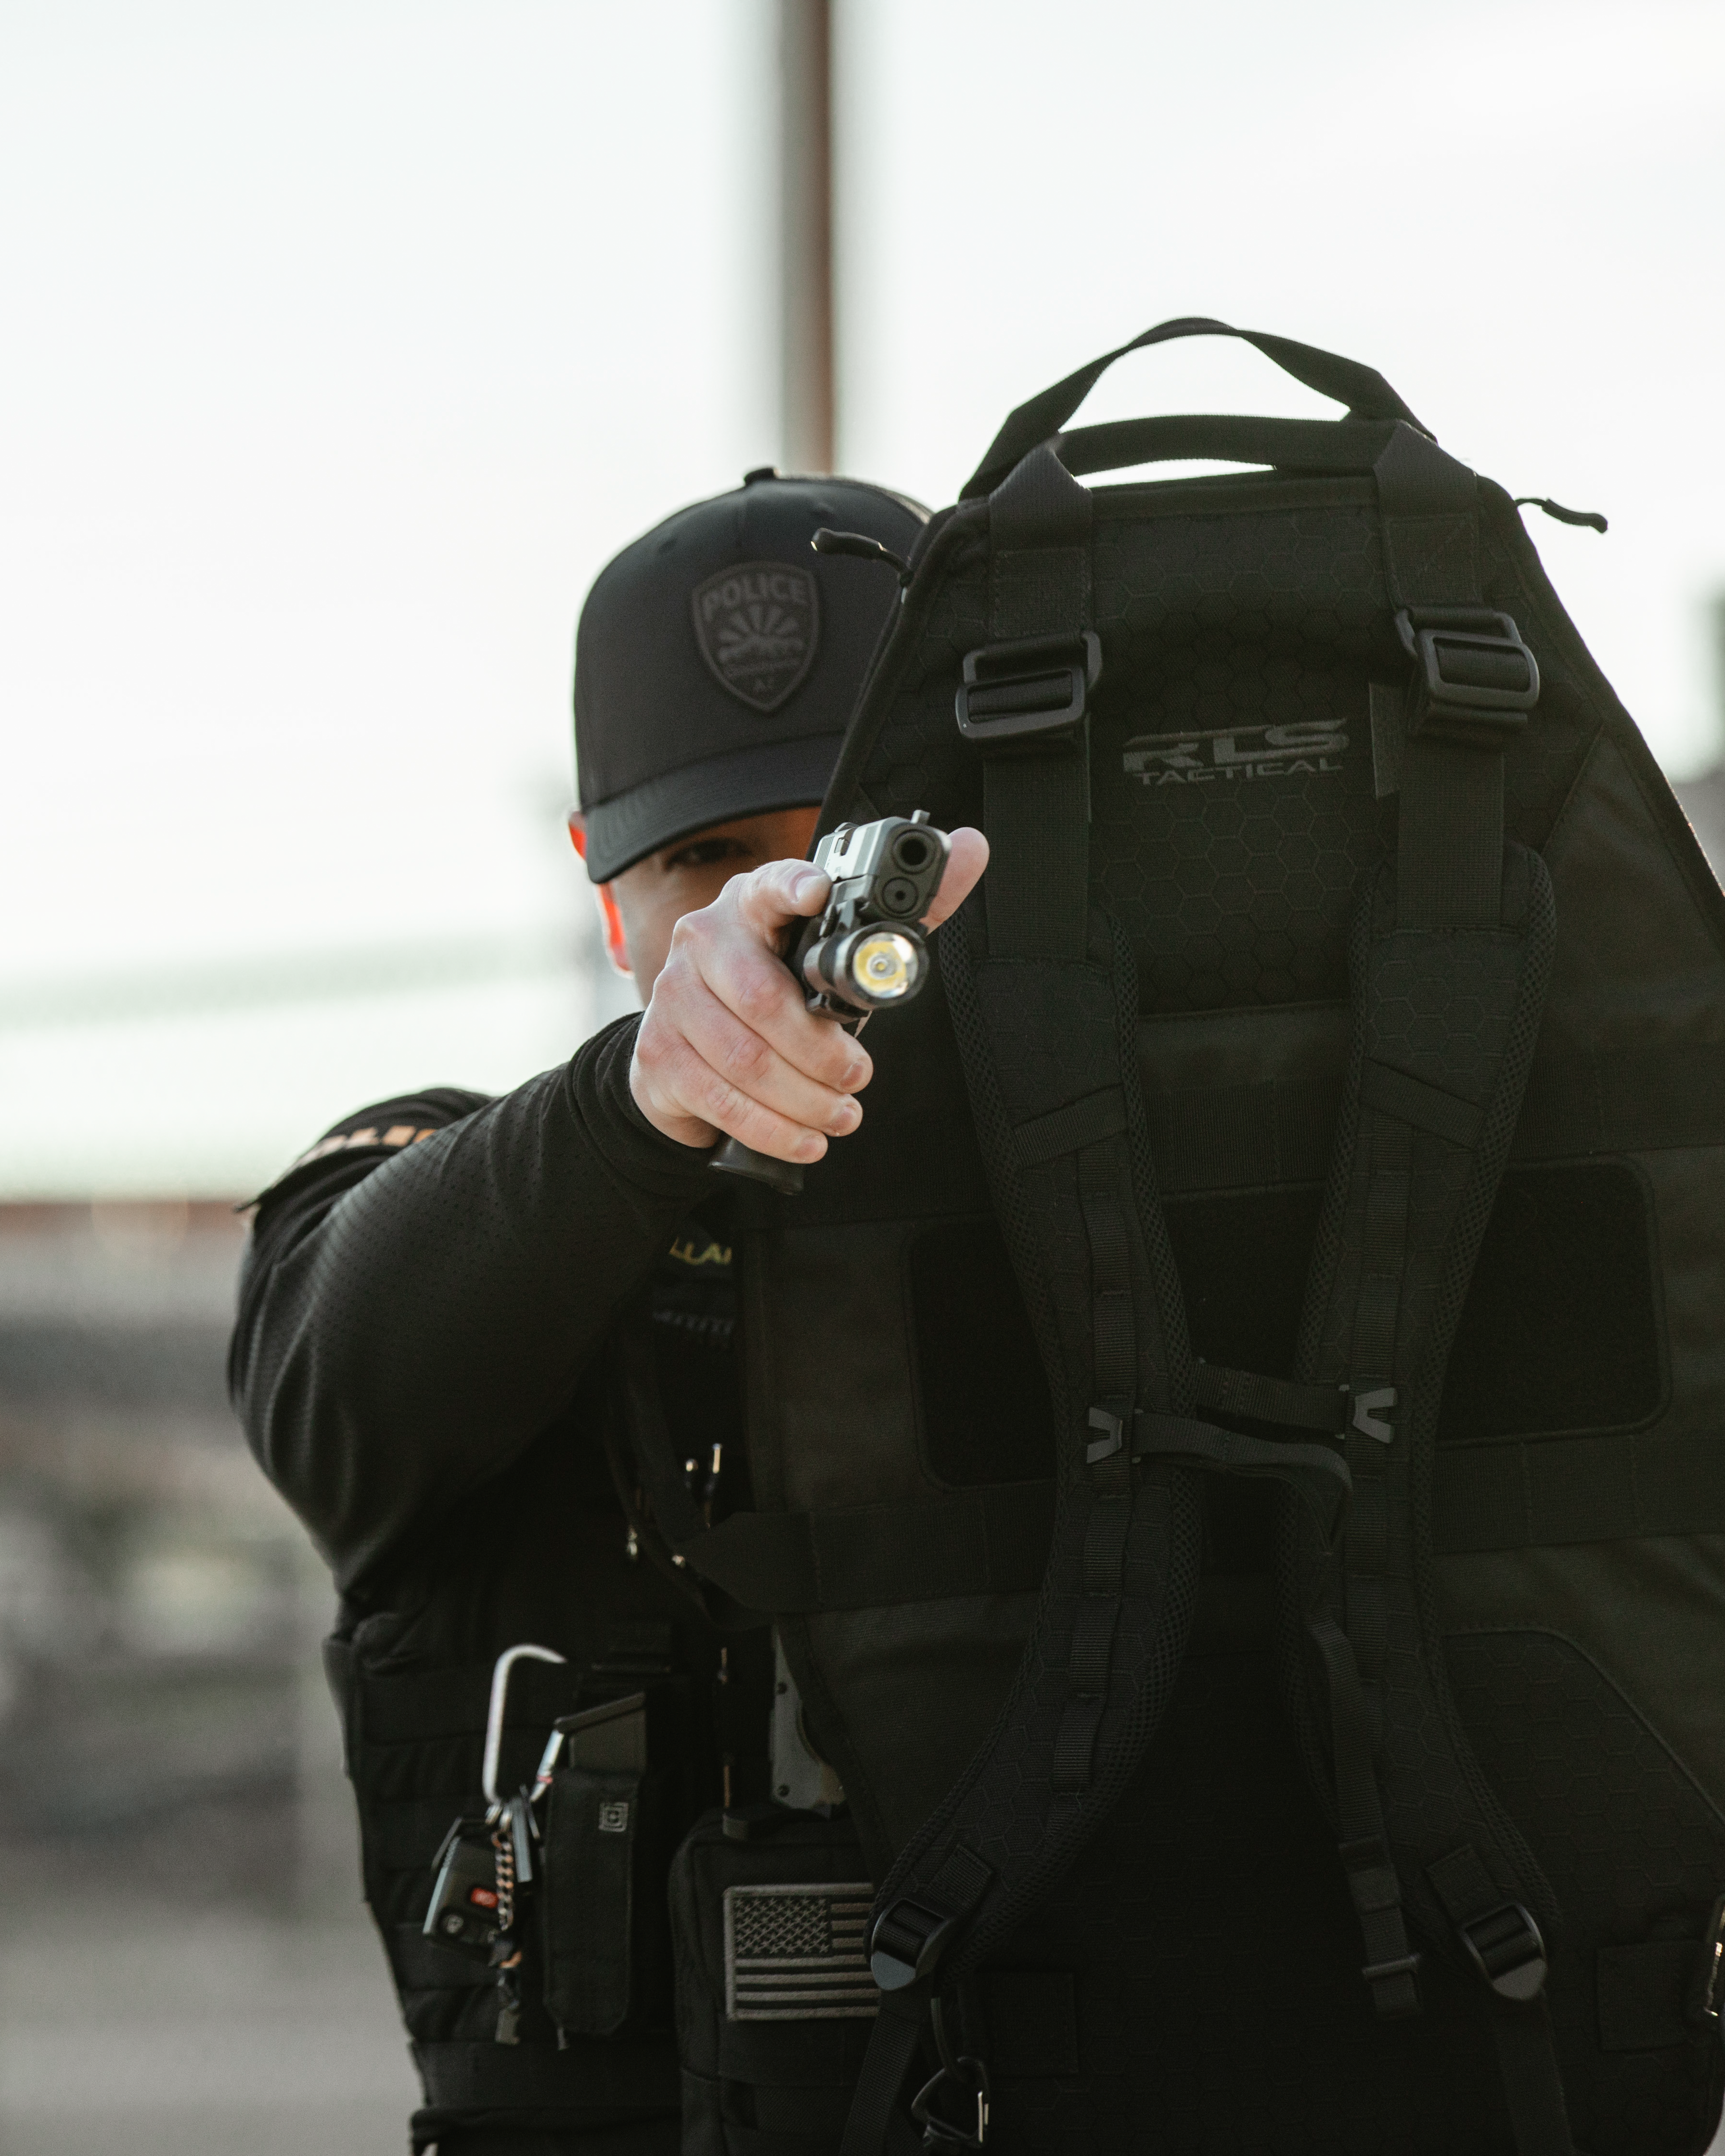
[847, 931, 920, 1002]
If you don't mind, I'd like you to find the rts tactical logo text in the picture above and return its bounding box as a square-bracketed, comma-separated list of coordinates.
[692, 561, 820, 713]
[1122, 720, 1349, 787]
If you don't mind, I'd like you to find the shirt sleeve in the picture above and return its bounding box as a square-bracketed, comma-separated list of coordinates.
[228, 1013, 715, 1598]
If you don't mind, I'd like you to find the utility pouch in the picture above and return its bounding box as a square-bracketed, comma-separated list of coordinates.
[669, 1807, 880, 2156]
[541, 1685, 686, 2040]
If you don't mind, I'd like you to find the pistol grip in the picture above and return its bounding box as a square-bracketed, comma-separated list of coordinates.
[708, 1137, 806, 1196]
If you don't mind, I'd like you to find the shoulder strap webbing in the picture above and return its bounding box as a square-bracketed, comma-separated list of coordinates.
[852, 448, 1208, 2012]
[1277, 425, 1578, 2152]
[839, 447, 1355, 2154]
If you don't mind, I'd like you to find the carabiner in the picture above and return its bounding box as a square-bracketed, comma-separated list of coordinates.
[481, 1642, 566, 1815]
[911, 2057, 991, 2150]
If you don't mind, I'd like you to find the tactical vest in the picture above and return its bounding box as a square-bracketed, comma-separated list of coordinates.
[650, 321, 1725, 2156]
[322, 1211, 779, 2155]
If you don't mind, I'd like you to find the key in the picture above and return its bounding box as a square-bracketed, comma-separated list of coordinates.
[423, 1816, 503, 1962]
[507, 1790, 536, 1886]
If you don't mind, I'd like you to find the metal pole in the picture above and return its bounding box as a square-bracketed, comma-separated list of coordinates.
[778, 0, 834, 474]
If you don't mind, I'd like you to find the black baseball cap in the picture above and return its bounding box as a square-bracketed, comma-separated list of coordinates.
[574, 469, 927, 882]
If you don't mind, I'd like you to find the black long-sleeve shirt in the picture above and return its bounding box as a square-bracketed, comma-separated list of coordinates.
[230, 1015, 715, 1603]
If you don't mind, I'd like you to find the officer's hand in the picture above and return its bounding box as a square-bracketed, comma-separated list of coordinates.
[631, 827, 989, 1163]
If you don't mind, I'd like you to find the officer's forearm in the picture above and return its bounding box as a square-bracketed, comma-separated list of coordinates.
[232, 1014, 712, 1590]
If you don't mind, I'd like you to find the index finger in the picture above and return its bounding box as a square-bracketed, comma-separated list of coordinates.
[730, 857, 833, 941]
[921, 826, 989, 930]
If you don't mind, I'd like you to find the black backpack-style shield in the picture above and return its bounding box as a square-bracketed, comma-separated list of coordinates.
[649, 320, 1725, 2156]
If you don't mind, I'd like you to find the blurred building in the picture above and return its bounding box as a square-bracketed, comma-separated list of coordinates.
[0, 1198, 415, 2154]
[0, 1202, 289, 1892]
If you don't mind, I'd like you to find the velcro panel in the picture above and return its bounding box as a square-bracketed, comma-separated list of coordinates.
[1439, 1163, 1662, 1443]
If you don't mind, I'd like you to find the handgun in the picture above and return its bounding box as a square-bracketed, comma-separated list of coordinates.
[709, 812, 951, 1195]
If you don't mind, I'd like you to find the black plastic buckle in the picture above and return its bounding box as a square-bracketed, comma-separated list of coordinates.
[1349, 1385, 1397, 1444]
[869, 1899, 953, 1990]
[1085, 1401, 1130, 1465]
[1394, 607, 1540, 744]
[1459, 1901, 1548, 2004]
[913, 2057, 992, 2150]
[955, 630, 1102, 745]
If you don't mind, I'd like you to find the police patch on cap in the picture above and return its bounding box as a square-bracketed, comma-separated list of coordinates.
[691, 561, 820, 714]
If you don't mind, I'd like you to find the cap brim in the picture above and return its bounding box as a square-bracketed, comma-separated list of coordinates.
[580, 732, 840, 882]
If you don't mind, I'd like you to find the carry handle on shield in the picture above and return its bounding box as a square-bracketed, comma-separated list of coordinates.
[709, 813, 951, 1196]
[960, 313, 1429, 500]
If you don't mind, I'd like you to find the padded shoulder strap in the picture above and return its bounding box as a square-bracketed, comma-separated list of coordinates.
[838, 445, 1354, 2156]
[851, 452, 1207, 2031]
[1277, 426, 1580, 2152]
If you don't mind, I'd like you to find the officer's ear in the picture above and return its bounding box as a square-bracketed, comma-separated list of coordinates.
[567, 813, 632, 978]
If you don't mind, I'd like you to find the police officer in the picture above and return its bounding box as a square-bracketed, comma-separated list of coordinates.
[229, 467, 985, 2156]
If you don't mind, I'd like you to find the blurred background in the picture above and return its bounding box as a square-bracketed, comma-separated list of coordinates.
[1, 1, 1723, 2147]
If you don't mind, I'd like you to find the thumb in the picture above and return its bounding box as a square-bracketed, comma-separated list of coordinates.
[921, 826, 989, 930]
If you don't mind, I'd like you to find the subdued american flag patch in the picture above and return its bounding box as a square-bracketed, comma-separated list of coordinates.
[723, 1882, 878, 2020]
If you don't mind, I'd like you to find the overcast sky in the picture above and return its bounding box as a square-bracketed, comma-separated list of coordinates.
[3, 0, 1723, 1196]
